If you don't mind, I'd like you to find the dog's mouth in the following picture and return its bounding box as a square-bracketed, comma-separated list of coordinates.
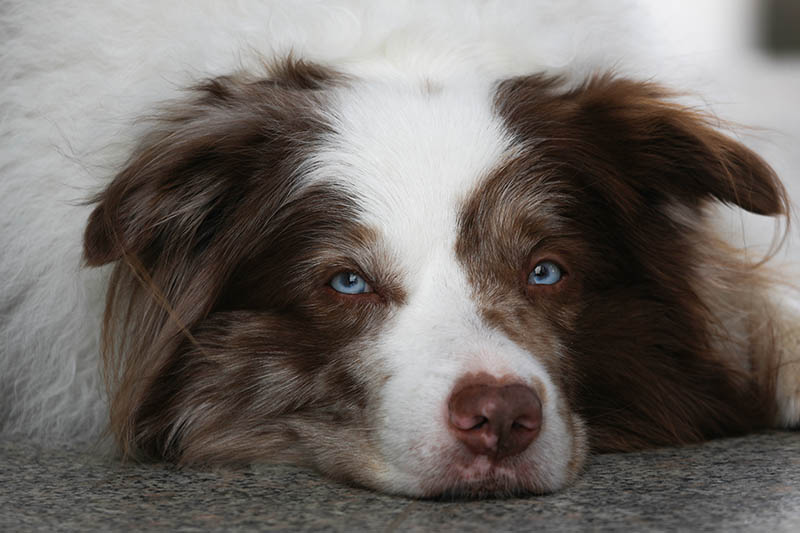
[415, 453, 549, 499]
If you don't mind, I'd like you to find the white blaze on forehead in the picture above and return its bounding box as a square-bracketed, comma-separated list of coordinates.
[306, 77, 513, 276]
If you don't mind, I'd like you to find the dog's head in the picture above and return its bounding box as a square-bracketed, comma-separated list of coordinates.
[84, 59, 786, 497]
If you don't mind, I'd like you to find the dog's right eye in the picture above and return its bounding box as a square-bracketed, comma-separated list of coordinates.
[528, 261, 563, 286]
[329, 271, 373, 295]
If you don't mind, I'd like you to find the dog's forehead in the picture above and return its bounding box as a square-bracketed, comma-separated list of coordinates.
[306, 78, 513, 273]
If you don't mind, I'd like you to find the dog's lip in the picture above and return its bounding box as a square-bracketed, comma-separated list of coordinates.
[454, 454, 503, 477]
[418, 454, 542, 498]
[451, 453, 533, 484]
[452, 453, 527, 476]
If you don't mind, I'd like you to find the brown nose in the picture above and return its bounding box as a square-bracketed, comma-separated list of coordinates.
[448, 382, 542, 460]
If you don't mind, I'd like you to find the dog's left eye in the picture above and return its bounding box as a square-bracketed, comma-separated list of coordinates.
[329, 271, 373, 295]
[528, 261, 563, 286]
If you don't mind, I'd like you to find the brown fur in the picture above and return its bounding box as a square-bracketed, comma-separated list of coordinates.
[485, 73, 788, 451]
[84, 60, 393, 468]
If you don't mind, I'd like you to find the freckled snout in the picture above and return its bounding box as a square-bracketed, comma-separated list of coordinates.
[448, 382, 542, 460]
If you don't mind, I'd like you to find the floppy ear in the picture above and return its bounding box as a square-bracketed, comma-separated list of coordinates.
[497, 74, 788, 217]
[84, 60, 340, 458]
[83, 60, 336, 267]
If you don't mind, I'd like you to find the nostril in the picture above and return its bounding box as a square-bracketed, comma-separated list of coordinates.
[448, 382, 542, 460]
[511, 413, 540, 431]
[470, 416, 488, 430]
[449, 413, 489, 431]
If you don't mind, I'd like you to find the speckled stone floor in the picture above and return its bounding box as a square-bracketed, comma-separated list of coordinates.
[1, 431, 798, 532]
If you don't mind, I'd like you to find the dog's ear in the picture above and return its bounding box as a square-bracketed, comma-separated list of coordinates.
[496, 74, 788, 217]
[84, 60, 337, 267]
[84, 60, 342, 460]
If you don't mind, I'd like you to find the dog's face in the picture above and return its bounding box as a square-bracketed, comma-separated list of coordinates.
[84, 60, 785, 497]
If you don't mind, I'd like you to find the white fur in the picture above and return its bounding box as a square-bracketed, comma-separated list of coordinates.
[769, 291, 800, 427]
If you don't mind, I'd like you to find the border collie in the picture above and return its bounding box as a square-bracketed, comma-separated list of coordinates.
[2, 6, 799, 499]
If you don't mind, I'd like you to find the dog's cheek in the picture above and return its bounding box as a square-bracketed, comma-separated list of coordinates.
[173, 358, 377, 470]
[124, 311, 376, 465]
[130, 354, 311, 463]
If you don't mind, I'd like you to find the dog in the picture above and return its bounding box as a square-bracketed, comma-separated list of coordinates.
[2, 4, 800, 499]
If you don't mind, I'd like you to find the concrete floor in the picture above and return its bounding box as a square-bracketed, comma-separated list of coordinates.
[2, 431, 799, 532]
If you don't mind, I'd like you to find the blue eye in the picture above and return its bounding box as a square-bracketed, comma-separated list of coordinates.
[528, 261, 563, 286]
[329, 271, 372, 295]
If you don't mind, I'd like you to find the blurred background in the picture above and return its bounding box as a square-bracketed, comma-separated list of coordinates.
[622, 0, 800, 261]
[759, 0, 800, 54]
